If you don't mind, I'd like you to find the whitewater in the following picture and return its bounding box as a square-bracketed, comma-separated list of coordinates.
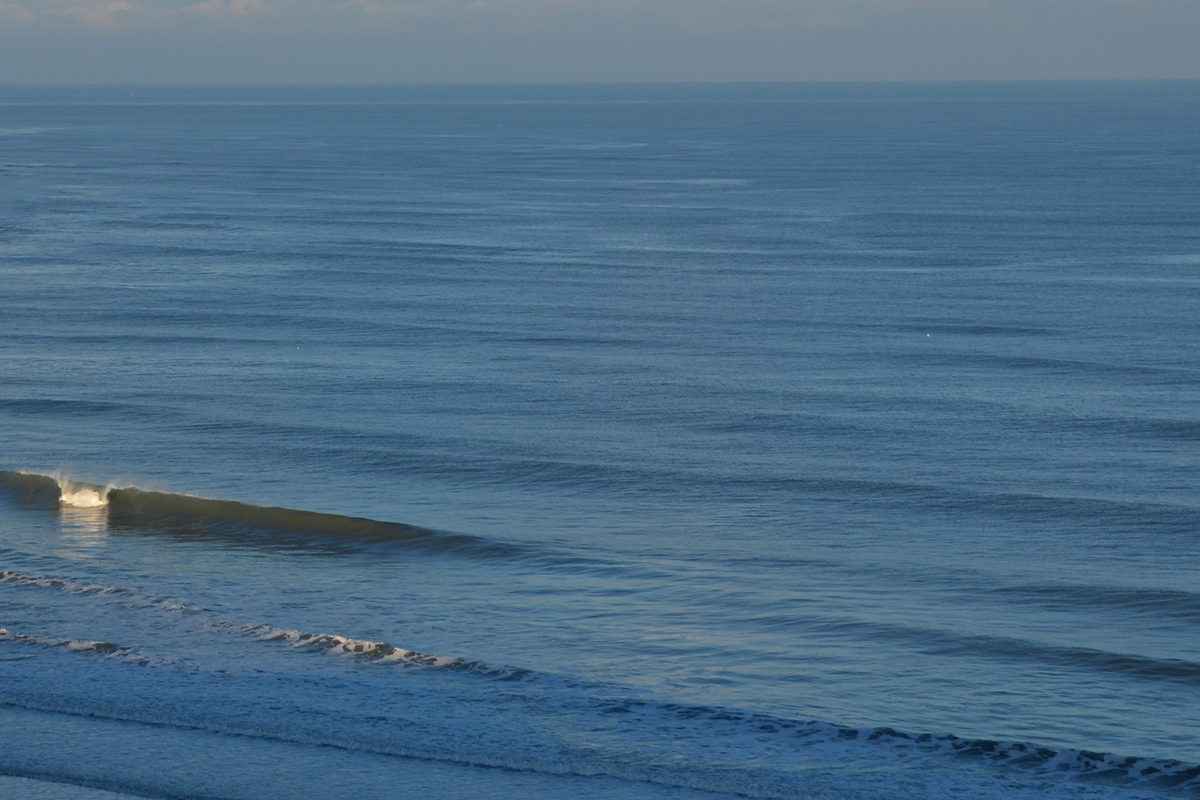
[2, 82, 1199, 799]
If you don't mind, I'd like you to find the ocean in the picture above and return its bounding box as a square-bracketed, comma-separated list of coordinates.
[1, 81, 1198, 799]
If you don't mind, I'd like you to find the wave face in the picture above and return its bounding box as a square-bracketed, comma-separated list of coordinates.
[4, 83, 1200, 799]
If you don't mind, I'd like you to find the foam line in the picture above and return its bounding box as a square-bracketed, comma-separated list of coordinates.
[0, 570, 204, 613]
[221, 622, 463, 667]
[0, 628, 162, 665]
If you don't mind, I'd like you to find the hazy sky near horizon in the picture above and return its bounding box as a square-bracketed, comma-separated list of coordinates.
[1, 0, 1199, 83]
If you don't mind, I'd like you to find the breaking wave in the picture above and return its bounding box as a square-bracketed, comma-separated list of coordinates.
[0, 470, 519, 557]
[58, 483, 108, 509]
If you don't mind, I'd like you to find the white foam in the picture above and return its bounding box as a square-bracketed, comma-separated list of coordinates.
[58, 486, 108, 509]
[44, 472, 111, 508]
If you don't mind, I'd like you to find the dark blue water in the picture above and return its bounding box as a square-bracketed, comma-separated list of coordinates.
[2, 82, 1199, 799]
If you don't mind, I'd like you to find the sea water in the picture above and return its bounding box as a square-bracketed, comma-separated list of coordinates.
[1, 82, 1199, 799]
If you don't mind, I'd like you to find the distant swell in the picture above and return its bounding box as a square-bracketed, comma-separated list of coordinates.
[0, 471, 519, 557]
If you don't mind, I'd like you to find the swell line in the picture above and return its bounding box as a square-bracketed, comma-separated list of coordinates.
[778, 613, 1200, 686]
[4, 636, 1199, 797]
[3, 576, 1199, 796]
[0, 567, 470, 673]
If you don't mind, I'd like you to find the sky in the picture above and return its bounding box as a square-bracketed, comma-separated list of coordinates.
[1, 0, 1199, 83]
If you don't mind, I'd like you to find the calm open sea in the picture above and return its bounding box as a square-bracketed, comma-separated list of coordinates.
[1, 82, 1199, 799]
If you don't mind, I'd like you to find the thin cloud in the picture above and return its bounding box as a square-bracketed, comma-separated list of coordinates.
[63, 0, 133, 27]
[180, 0, 271, 17]
[345, 0, 581, 21]
[0, 2, 36, 23]
[1, 0, 1197, 80]
[345, 0, 432, 20]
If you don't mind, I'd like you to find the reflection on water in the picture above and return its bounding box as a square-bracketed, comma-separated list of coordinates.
[56, 505, 109, 558]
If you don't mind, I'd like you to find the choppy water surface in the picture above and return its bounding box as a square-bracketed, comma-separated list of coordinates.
[2, 83, 1199, 799]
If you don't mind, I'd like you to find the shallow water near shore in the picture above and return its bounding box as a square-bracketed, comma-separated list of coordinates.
[2, 82, 1199, 798]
